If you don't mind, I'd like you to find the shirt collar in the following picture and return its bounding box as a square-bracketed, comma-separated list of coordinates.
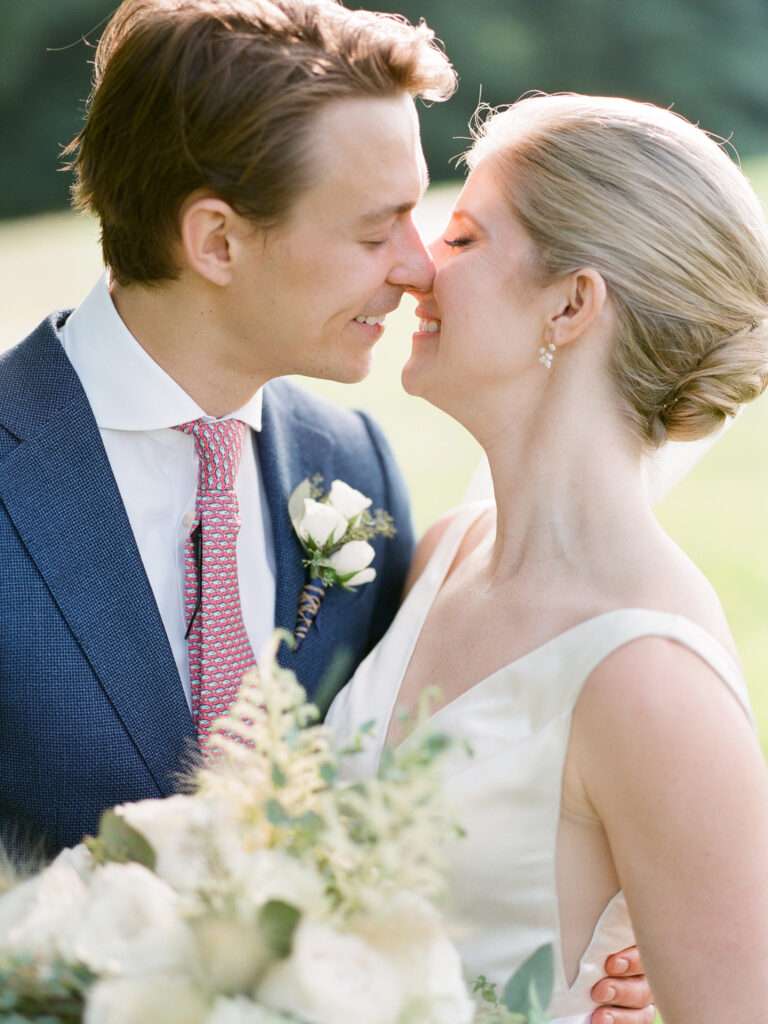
[61, 274, 263, 432]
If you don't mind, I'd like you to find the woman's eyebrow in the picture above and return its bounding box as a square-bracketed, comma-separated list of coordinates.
[452, 209, 486, 232]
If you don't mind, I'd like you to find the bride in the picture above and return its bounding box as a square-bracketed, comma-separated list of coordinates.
[327, 94, 768, 1023]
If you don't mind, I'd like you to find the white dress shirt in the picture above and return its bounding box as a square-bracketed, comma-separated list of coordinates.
[61, 275, 276, 709]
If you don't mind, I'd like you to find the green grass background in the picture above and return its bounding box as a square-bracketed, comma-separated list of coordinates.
[2, 169, 766, 765]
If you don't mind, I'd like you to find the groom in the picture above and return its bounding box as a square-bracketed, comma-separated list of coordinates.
[0, 0, 446, 857]
[0, 2, 650, 1016]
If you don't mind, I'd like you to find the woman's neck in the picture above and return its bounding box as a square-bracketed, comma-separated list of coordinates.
[475, 388, 658, 587]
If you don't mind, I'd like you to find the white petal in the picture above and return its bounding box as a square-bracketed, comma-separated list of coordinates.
[328, 480, 372, 520]
[346, 567, 376, 587]
[71, 863, 194, 976]
[258, 920, 402, 1024]
[328, 541, 375, 577]
[85, 975, 208, 1024]
[298, 499, 348, 548]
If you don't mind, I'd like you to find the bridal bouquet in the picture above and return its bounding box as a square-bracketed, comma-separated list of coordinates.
[0, 635, 550, 1024]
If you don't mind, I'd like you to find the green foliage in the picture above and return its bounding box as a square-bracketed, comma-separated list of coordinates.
[258, 900, 301, 959]
[501, 945, 554, 1023]
[2, 1, 768, 218]
[471, 946, 554, 1023]
[0, 955, 94, 1023]
[367, 0, 768, 178]
[84, 808, 156, 869]
[473, 975, 527, 1023]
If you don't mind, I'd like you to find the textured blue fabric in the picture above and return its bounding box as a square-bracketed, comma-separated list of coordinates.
[0, 313, 414, 856]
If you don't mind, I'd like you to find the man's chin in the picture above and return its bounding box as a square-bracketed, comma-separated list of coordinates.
[304, 354, 374, 386]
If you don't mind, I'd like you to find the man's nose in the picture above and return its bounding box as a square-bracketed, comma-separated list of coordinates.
[387, 218, 435, 294]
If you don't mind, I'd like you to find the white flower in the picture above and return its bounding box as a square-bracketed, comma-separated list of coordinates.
[84, 974, 209, 1024]
[0, 853, 89, 959]
[116, 794, 211, 892]
[70, 862, 195, 976]
[225, 849, 325, 918]
[192, 915, 272, 994]
[354, 893, 474, 1024]
[257, 919, 403, 1024]
[206, 996, 291, 1024]
[328, 480, 372, 521]
[328, 540, 376, 586]
[0, 877, 41, 948]
[298, 498, 348, 548]
[52, 842, 96, 880]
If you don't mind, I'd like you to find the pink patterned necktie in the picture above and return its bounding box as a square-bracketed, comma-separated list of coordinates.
[175, 418, 256, 746]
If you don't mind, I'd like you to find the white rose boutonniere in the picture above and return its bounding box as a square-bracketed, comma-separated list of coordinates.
[288, 475, 395, 647]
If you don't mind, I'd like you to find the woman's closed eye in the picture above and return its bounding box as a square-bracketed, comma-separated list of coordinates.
[443, 236, 473, 249]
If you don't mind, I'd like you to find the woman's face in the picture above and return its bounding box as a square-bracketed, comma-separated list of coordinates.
[402, 158, 553, 418]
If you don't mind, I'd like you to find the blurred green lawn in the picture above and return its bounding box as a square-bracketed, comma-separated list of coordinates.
[2, 168, 767, 759]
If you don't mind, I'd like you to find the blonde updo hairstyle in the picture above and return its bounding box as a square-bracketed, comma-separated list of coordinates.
[464, 94, 768, 449]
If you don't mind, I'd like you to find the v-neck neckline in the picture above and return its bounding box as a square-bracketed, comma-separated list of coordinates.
[380, 502, 744, 753]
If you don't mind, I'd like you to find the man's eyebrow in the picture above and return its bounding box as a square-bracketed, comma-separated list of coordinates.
[358, 201, 419, 226]
[358, 173, 430, 226]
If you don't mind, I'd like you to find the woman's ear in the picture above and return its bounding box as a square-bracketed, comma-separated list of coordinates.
[178, 193, 240, 287]
[548, 268, 608, 347]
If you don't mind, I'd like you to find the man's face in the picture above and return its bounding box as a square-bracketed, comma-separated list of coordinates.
[228, 92, 434, 383]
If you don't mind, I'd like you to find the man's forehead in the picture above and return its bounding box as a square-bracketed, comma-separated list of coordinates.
[302, 94, 427, 221]
[359, 162, 431, 225]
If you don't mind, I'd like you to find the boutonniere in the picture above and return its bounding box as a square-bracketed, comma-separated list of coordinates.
[288, 475, 396, 648]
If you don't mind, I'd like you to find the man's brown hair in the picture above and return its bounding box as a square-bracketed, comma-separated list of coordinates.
[63, 0, 456, 285]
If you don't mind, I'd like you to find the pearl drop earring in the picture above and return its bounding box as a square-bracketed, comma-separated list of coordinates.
[538, 341, 556, 369]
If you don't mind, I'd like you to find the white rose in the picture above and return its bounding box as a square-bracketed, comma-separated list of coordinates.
[257, 919, 402, 1024]
[192, 915, 272, 994]
[354, 893, 474, 1024]
[328, 540, 376, 586]
[85, 974, 209, 1024]
[224, 849, 325, 919]
[52, 842, 96, 880]
[298, 499, 348, 548]
[70, 862, 195, 976]
[206, 996, 291, 1024]
[0, 877, 40, 948]
[0, 855, 89, 959]
[116, 794, 211, 892]
[328, 480, 372, 521]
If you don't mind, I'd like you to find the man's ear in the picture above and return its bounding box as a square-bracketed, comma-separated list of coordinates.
[548, 268, 608, 347]
[178, 193, 242, 287]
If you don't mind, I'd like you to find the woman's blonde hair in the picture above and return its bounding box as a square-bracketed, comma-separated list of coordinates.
[464, 94, 768, 448]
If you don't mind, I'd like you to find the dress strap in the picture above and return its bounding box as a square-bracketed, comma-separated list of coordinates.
[557, 609, 754, 726]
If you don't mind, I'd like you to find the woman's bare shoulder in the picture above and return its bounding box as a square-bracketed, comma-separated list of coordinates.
[619, 534, 740, 660]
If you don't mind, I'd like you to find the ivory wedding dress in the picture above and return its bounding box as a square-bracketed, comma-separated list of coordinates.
[326, 501, 754, 1023]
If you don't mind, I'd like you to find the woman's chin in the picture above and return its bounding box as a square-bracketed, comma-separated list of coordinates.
[402, 338, 440, 396]
[401, 354, 429, 397]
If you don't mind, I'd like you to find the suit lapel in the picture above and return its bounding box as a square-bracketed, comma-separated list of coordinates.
[257, 383, 336, 677]
[0, 320, 194, 794]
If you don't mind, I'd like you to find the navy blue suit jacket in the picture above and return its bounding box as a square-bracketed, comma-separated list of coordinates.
[0, 312, 414, 857]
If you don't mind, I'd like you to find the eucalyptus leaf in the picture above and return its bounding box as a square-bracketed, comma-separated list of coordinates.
[502, 943, 553, 1018]
[259, 900, 301, 959]
[91, 810, 156, 869]
[266, 799, 291, 827]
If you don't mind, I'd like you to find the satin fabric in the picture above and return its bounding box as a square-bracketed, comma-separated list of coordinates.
[327, 501, 754, 1020]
